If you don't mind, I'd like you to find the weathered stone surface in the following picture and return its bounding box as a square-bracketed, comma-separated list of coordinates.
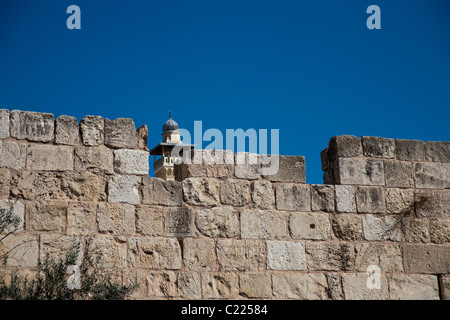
[415, 190, 450, 217]
[97, 202, 136, 236]
[430, 219, 450, 243]
[146, 271, 177, 297]
[136, 206, 164, 236]
[384, 161, 414, 188]
[61, 171, 107, 202]
[0, 109, 10, 138]
[217, 240, 265, 271]
[266, 241, 306, 271]
[385, 188, 414, 214]
[311, 185, 334, 212]
[0, 200, 24, 233]
[305, 243, 353, 271]
[74, 147, 114, 173]
[331, 214, 363, 241]
[425, 141, 450, 162]
[113, 149, 149, 175]
[403, 244, 450, 274]
[165, 207, 193, 236]
[10, 110, 54, 142]
[80, 115, 104, 146]
[442, 275, 450, 300]
[176, 150, 234, 179]
[136, 125, 149, 151]
[337, 158, 385, 185]
[178, 271, 202, 299]
[250, 181, 275, 209]
[320, 148, 329, 171]
[354, 243, 403, 273]
[0, 234, 39, 267]
[0, 169, 11, 199]
[104, 118, 137, 149]
[396, 139, 425, 161]
[335, 185, 356, 213]
[389, 274, 439, 300]
[201, 272, 239, 299]
[27, 145, 74, 171]
[234, 152, 260, 180]
[196, 207, 239, 238]
[289, 212, 331, 240]
[128, 237, 182, 269]
[108, 175, 141, 205]
[88, 235, 127, 268]
[141, 177, 182, 206]
[262, 155, 306, 183]
[239, 273, 272, 298]
[342, 273, 388, 300]
[356, 186, 386, 214]
[0, 141, 27, 170]
[401, 217, 430, 243]
[415, 162, 450, 189]
[40, 234, 83, 265]
[326, 273, 343, 300]
[327, 135, 362, 159]
[10, 171, 62, 200]
[241, 209, 287, 240]
[182, 178, 220, 206]
[183, 238, 217, 271]
[272, 273, 328, 300]
[55, 115, 80, 145]
[361, 136, 395, 159]
[220, 179, 250, 206]
[362, 214, 401, 241]
[26, 200, 67, 232]
[67, 202, 97, 235]
[275, 184, 310, 211]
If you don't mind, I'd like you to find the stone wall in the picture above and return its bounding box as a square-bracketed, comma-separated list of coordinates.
[0, 109, 449, 300]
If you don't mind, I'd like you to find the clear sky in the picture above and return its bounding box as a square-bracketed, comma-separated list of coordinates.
[1, 0, 449, 183]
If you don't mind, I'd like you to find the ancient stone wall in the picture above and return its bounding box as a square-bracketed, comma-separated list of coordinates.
[0, 109, 449, 300]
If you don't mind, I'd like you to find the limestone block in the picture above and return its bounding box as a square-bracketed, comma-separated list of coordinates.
[88, 235, 127, 268]
[27, 145, 74, 171]
[10, 110, 54, 142]
[275, 183, 310, 211]
[55, 115, 80, 145]
[40, 234, 83, 265]
[26, 200, 67, 232]
[401, 217, 430, 243]
[389, 274, 439, 300]
[136, 205, 164, 236]
[425, 141, 450, 162]
[104, 118, 137, 149]
[331, 214, 363, 241]
[338, 158, 385, 185]
[305, 242, 353, 271]
[97, 202, 136, 236]
[320, 148, 329, 171]
[128, 237, 182, 269]
[146, 271, 177, 298]
[384, 161, 414, 188]
[272, 273, 328, 300]
[141, 177, 182, 206]
[403, 244, 450, 274]
[0, 200, 24, 233]
[220, 179, 250, 206]
[0, 109, 10, 138]
[0, 141, 27, 170]
[67, 202, 97, 235]
[266, 241, 306, 271]
[327, 135, 362, 159]
[385, 188, 414, 214]
[327, 273, 344, 300]
[335, 185, 356, 213]
[362, 214, 401, 241]
[234, 152, 260, 180]
[176, 150, 234, 179]
[196, 207, 239, 238]
[0, 234, 39, 267]
[415, 162, 450, 189]
[415, 190, 450, 217]
[201, 272, 239, 299]
[74, 146, 114, 173]
[182, 178, 220, 206]
[361, 136, 395, 159]
[178, 271, 202, 299]
[182, 238, 217, 271]
[80, 115, 104, 146]
[430, 219, 450, 243]
[395, 139, 425, 161]
[241, 209, 287, 240]
[250, 181, 275, 209]
[342, 273, 388, 300]
[442, 275, 450, 300]
[108, 175, 141, 205]
[239, 273, 272, 298]
[217, 239, 266, 271]
[289, 212, 331, 240]
[114, 149, 149, 175]
[354, 243, 403, 273]
[136, 125, 149, 151]
[0, 169, 10, 198]
[10, 171, 62, 200]
[262, 155, 306, 183]
[311, 185, 335, 212]
[61, 171, 107, 202]
[356, 186, 386, 214]
[165, 207, 193, 236]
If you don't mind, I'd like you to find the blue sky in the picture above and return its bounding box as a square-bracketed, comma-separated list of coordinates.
[1, 0, 449, 183]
